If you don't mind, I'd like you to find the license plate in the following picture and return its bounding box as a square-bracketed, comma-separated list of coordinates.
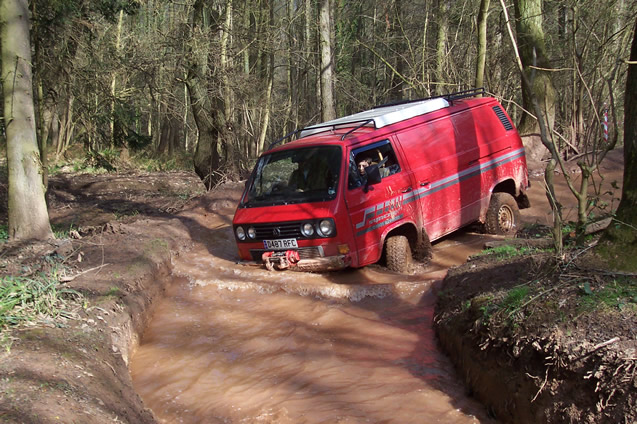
[263, 238, 298, 250]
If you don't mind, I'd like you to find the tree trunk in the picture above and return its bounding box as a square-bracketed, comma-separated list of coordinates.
[544, 159, 562, 254]
[597, 16, 637, 271]
[319, 0, 336, 121]
[47, 112, 59, 158]
[1, 0, 53, 240]
[220, 0, 239, 177]
[56, 94, 74, 159]
[475, 0, 490, 90]
[302, 0, 315, 123]
[188, 0, 221, 189]
[513, 0, 557, 161]
[110, 9, 124, 148]
[434, 0, 449, 96]
[389, 0, 405, 101]
[30, 0, 48, 190]
[257, 53, 273, 155]
[190, 77, 220, 189]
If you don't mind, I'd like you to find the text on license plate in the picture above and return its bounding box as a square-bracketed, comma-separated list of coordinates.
[263, 238, 298, 250]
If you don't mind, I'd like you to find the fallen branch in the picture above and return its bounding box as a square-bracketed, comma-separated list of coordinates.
[576, 337, 621, 361]
[59, 264, 110, 283]
[584, 217, 612, 235]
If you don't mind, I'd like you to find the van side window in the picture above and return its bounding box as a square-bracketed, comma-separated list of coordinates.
[348, 140, 401, 189]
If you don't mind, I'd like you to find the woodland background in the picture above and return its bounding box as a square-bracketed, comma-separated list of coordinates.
[12, 0, 635, 184]
[1, 0, 636, 254]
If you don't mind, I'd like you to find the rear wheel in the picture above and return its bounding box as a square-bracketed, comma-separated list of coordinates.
[485, 192, 520, 235]
[386, 235, 412, 273]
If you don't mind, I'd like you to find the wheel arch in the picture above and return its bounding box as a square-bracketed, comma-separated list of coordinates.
[382, 222, 431, 261]
[384, 222, 418, 248]
[491, 178, 530, 210]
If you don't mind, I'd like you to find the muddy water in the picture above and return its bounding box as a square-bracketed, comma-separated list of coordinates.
[131, 220, 498, 424]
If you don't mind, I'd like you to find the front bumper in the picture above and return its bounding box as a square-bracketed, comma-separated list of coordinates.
[240, 252, 350, 272]
[293, 255, 351, 272]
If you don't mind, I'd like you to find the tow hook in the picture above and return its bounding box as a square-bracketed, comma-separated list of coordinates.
[262, 250, 301, 271]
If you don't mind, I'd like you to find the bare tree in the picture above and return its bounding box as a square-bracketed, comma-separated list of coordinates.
[598, 16, 637, 271]
[513, 0, 557, 162]
[15, 0, 631, 198]
[319, 0, 336, 121]
[187, 0, 222, 189]
[434, 0, 449, 96]
[498, 0, 564, 251]
[475, 0, 490, 90]
[1, 0, 53, 240]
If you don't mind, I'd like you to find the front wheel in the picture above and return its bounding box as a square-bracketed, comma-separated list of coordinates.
[485, 192, 520, 236]
[386, 235, 412, 273]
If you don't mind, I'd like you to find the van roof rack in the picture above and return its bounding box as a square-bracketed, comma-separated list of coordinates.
[299, 97, 450, 139]
[268, 87, 485, 149]
[373, 87, 485, 110]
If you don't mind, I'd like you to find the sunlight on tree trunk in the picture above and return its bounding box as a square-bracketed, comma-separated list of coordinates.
[188, 0, 221, 189]
[498, 0, 563, 253]
[319, 0, 336, 121]
[475, 0, 490, 90]
[110, 9, 124, 148]
[1, 0, 53, 240]
[434, 0, 449, 96]
[513, 0, 556, 162]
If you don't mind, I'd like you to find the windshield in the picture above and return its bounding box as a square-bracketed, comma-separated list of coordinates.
[241, 146, 342, 207]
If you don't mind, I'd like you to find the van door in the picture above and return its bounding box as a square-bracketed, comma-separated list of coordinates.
[344, 139, 417, 267]
[396, 114, 482, 241]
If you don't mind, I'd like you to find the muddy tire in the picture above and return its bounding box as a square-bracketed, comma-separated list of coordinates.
[386, 235, 412, 273]
[485, 192, 520, 235]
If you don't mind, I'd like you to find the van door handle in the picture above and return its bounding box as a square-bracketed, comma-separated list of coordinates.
[420, 181, 430, 187]
[402, 187, 412, 193]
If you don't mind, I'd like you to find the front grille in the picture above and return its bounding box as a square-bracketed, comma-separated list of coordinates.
[251, 222, 302, 240]
[235, 218, 337, 242]
[250, 246, 324, 261]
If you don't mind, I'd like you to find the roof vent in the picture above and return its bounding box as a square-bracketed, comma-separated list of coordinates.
[492, 106, 514, 131]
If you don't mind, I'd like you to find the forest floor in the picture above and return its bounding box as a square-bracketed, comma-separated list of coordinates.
[0, 149, 634, 423]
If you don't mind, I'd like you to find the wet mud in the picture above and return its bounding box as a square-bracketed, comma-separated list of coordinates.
[131, 203, 500, 423]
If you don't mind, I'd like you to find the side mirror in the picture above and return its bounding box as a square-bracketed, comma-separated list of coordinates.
[364, 164, 382, 192]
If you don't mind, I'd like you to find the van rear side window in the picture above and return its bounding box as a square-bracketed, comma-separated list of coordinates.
[348, 140, 401, 189]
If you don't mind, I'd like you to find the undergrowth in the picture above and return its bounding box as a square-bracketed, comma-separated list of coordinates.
[578, 276, 637, 313]
[0, 268, 83, 330]
[468, 249, 637, 335]
[0, 225, 8, 243]
[476, 244, 545, 260]
[48, 148, 194, 175]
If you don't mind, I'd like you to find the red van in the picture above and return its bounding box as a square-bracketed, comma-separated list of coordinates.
[232, 89, 530, 272]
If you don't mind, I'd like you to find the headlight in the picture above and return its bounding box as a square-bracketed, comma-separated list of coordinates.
[301, 222, 314, 237]
[317, 219, 335, 237]
[235, 226, 246, 240]
[247, 226, 257, 239]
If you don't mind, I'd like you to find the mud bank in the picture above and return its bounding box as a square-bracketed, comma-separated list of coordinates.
[434, 253, 636, 424]
[0, 217, 193, 424]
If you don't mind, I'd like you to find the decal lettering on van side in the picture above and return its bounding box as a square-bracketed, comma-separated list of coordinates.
[354, 148, 525, 236]
[355, 197, 404, 230]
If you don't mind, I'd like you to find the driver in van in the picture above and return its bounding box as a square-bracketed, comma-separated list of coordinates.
[289, 156, 330, 191]
[348, 156, 373, 188]
[358, 157, 372, 176]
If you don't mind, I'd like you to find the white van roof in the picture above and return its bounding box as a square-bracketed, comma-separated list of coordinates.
[299, 97, 449, 138]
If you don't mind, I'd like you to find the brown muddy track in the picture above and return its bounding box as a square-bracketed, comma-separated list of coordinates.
[0, 149, 627, 423]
